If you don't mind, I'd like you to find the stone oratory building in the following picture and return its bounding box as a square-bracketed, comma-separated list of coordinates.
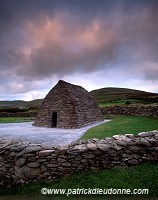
[34, 80, 102, 128]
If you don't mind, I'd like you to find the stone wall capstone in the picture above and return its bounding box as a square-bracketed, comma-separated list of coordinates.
[0, 130, 158, 187]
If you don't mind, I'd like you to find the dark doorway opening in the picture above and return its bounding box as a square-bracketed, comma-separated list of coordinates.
[51, 112, 57, 127]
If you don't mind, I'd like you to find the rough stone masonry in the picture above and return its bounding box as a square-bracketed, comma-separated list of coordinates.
[34, 80, 103, 128]
[101, 105, 158, 117]
[0, 130, 158, 187]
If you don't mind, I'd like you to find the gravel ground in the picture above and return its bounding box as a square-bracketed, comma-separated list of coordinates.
[0, 120, 110, 147]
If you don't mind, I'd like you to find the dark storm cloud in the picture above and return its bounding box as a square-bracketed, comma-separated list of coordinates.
[0, 0, 158, 94]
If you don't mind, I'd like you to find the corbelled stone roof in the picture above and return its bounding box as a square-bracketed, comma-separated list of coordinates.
[34, 80, 103, 128]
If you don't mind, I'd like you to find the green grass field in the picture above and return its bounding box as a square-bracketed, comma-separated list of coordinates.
[0, 117, 33, 123]
[82, 116, 158, 140]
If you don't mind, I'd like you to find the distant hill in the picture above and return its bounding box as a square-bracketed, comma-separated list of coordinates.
[0, 100, 26, 108]
[90, 87, 158, 105]
[0, 87, 158, 109]
[0, 99, 43, 109]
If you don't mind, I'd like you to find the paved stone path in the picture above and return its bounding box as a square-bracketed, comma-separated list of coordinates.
[0, 120, 110, 147]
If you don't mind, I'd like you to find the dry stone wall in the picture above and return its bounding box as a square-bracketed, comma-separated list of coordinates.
[0, 130, 158, 187]
[0, 111, 37, 118]
[101, 105, 158, 117]
[0, 105, 157, 119]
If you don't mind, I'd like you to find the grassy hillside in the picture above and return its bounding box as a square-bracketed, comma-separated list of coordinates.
[90, 87, 158, 106]
[27, 99, 43, 107]
[0, 100, 27, 108]
[0, 99, 43, 109]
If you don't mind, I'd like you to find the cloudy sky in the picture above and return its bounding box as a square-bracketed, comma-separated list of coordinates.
[0, 0, 158, 101]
